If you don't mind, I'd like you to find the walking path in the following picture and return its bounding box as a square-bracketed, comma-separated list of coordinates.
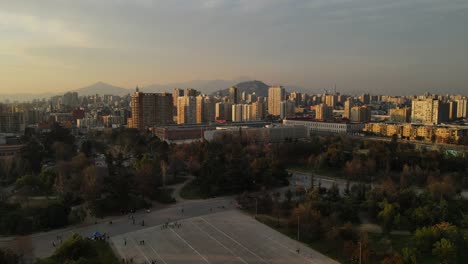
[172, 175, 195, 202]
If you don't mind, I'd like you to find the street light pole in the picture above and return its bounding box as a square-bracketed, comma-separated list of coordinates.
[297, 216, 300, 241]
[359, 241, 362, 264]
[255, 198, 258, 218]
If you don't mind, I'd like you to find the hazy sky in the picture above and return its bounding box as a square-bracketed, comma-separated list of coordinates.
[1, 0, 467, 95]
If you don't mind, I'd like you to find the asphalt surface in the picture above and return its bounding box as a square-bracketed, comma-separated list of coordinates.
[1, 197, 338, 264]
[111, 210, 338, 264]
[0, 197, 236, 261]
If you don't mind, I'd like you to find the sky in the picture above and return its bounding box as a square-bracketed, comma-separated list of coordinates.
[0, 0, 467, 95]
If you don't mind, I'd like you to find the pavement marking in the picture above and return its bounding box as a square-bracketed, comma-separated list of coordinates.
[109, 238, 126, 260]
[130, 237, 150, 263]
[170, 227, 211, 264]
[263, 235, 318, 264]
[200, 217, 270, 264]
[191, 220, 249, 264]
[146, 239, 169, 264]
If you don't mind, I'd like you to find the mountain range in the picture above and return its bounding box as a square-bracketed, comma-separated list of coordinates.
[0, 80, 307, 102]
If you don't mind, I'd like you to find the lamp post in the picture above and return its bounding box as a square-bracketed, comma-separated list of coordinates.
[255, 198, 258, 218]
[358, 241, 362, 264]
[297, 216, 300, 241]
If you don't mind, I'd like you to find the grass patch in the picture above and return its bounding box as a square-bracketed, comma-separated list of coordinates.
[180, 180, 204, 200]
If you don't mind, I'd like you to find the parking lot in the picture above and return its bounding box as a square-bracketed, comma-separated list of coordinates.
[111, 210, 338, 264]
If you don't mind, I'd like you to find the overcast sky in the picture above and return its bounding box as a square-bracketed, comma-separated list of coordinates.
[0, 0, 467, 95]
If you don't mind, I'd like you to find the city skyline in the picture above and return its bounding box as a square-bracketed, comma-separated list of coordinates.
[1, 0, 468, 95]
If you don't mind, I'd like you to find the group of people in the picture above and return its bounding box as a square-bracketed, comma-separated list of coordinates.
[51, 235, 63, 247]
[120, 257, 133, 263]
[160, 220, 181, 230]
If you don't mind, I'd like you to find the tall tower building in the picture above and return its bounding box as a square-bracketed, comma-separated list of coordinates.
[229, 87, 238, 104]
[172, 88, 184, 107]
[177, 96, 196, 124]
[129, 89, 173, 130]
[280, 101, 295, 119]
[242, 104, 252, 121]
[215, 102, 225, 120]
[232, 104, 243, 122]
[251, 100, 264, 121]
[360, 93, 371, 105]
[350, 106, 371, 122]
[389, 107, 411, 123]
[289, 92, 302, 106]
[448, 101, 458, 120]
[324, 94, 337, 109]
[268, 86, 285, 116]
[411, 98, 449, 125]
[456, 98, 467, 118]
[196, 95, 204, 124]
[316, 103, 333, 121]
[343, 98, 353, 119]
[184, 88, 198, 97]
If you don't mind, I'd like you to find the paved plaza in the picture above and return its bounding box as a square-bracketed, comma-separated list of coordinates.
[111, 210, 338, 264]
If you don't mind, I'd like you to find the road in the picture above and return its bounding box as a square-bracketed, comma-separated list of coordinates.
[286, 169, 468, 199]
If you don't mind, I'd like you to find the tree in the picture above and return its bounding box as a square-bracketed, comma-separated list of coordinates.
[381, 253, 403, 264]
[400, 247, 417, 264]
[378, 199, 399, 233]
[0, 248, 21, 264]
[81, 166, 101, 200]
[432, 238, 455, 263]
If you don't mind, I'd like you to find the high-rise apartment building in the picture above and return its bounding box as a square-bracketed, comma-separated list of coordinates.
[229, 87, 238, 104]
[242, 104, 252, 121]
[448, 101, 458, 120]
[196, 95, 204, 124]
[251, 100, 264, 121]
[316, 103, 333, 121]
[359, 93, 371, 105]
[456, 98, 467, 118]
[172, 88, 184, 106]
[343, 98, 353, 119]
[203, 97, 215, 123]
[411, 98, 449, 125]
[184, 88, 198, 97]
[215, 102, 225, 120]
[350, 106, 371, 122]
[177, 96, 196, 124]
[289, 92, 302, 106]
[268, 86, 285, 116]
[232, 104, 243, 122]
[280, 101, 296, 119]
[324, 94, 337, 109]
[0, 112, 25, 134]
[389, 107, 411, 123]
[128, 89, 173, 130]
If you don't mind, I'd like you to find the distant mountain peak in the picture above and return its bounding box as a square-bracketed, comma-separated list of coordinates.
[214, 80, 270, 97]
[74, 82, 130, 96]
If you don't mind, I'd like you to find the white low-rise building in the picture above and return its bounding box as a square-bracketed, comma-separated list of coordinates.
[283, 119, 365, 135]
